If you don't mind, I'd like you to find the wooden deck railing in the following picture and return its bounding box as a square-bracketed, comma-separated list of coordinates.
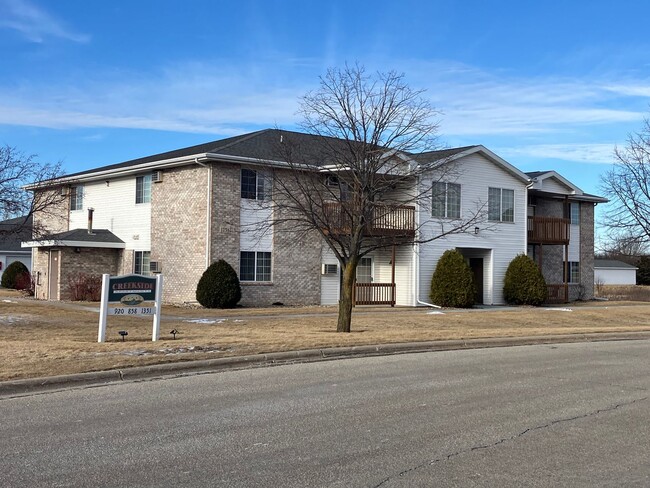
[546, 284, 568, 304]
[527, 216, 570, 245]
[323, 202, 415, 238]
[354, 282, 396, 306]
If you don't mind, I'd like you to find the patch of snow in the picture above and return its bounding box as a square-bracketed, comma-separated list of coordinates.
[183, 318, 225, 324]
[2, 299, 16, 303]
[426, 311, 445, 315]
[233, 319, 245, 323]
[546, 308, 573, 312]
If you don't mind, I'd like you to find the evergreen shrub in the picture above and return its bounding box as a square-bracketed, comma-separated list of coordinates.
[196, 259, 242, 308]
[503, 254, 547, 306]
[1, 261, 30, 290]
[429, 249, 475, 308]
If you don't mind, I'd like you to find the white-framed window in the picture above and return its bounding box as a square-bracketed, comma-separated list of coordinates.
[488, 187, 515, 222]
[240, 251, 272, 281]
[568, 261, 580, 283]
[356, 257, 373, 283]
[70, 185, 84, 211]
[134, 251, 151, 275]
[241, 169, 271, 201]
[570, 202, 580, 225]
[136, 175, 152, 204]
[432, 182, 461, 219]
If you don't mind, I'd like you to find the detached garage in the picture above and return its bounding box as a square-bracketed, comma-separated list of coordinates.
[594, 259, 638, 285]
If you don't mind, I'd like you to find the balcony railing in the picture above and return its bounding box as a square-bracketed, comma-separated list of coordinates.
[527, 216, 570, 245]
[354, 282, 396, 306]
[323, 202, 415, 238]
[546, 284, 568, 304]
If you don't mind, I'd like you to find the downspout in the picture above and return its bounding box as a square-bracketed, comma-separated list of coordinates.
[195, 158, 212, 268]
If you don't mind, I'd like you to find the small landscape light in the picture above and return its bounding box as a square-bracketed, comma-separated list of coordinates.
[170, 329, 178, 339]
[118, 330, 128, 341]
[474, 226, 480, 235]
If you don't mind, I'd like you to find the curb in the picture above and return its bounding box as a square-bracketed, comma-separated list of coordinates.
[2, 331, 650, 398]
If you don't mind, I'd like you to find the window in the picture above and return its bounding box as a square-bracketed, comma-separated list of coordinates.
[432, 182, 461, 219]
[356, 257, 373, 283]
[134, 251, 151, 275]
[241, 169, 271, 200]
[136, 175, 152, 204]
[568, 261, 580, 283]
[488, 187, 514, 222]
[70, 186, 83, 211]
[240, 251, 272, 281]
[570, 202, 580, 225]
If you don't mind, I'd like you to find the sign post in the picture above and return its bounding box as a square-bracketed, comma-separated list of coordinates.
[98, 273, 163, 342]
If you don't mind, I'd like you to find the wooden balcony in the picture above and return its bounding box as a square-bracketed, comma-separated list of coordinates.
[354, 282, 396, 306]
[527, 216, 570, 245]
[323, 202, 415, 238]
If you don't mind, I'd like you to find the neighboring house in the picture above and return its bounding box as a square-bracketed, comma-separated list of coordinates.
[0, 215, 32, 283]
[23, 129, 605, 305]
[594, 259, 638, 285]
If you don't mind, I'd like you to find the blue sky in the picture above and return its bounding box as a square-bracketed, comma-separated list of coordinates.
[2, 0, 650, 207]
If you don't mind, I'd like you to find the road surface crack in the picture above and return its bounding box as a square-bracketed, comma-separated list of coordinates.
[373, 396, 648, 487]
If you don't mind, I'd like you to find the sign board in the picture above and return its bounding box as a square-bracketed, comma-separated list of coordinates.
[98, 273, 163, 342]
[107, 274, 157, 315]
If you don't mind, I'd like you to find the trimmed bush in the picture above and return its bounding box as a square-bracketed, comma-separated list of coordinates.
[196, 259, 242, 309]
[429, 250, 475, 308]
[503, 254, 547, 306]
[1, 261, 30, 290]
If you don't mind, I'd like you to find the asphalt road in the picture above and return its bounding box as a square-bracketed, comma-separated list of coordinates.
[2, 340, 649, 487]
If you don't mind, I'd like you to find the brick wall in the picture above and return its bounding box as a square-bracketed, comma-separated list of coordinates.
[210, 163, 240, 267]
[58, 247, 120, 300]
[151, 164, 209, 303]
[579, 203, 595, 300]
[32, 248, 50, 299]
[31, 188, 70, 299]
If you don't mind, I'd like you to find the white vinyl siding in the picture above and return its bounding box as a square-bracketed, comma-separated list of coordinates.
[320, 246, 340, 305]
[68, 177, 151, 251]
[418, 153, 527, 305]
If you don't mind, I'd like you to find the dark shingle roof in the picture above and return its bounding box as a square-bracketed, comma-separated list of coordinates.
[65, 129, 360, 178]
[410, 145, 479, 163]
[0, 215, 32, 252]
[62, 129, 486, 180]
[39, 228, 124, 244]
[594, 259, 638, 269]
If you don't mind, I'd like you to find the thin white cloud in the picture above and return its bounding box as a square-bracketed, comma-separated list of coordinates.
[0, 58, 648, 148]
[0, 0, 90, 43]
[498, 143, 616, 165]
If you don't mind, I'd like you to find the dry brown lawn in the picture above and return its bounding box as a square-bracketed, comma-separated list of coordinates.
[1, 288, 650, 381]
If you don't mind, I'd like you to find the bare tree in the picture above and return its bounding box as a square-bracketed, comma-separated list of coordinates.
[0, 145, 66, 238]
[267, 65, 485, 332]
[601, 118, 650, 247]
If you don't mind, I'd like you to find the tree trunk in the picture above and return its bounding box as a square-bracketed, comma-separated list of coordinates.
[337, 259, 358, 333]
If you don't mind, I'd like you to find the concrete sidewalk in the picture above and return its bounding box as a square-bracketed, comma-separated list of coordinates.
[2, 331, 649, 399]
